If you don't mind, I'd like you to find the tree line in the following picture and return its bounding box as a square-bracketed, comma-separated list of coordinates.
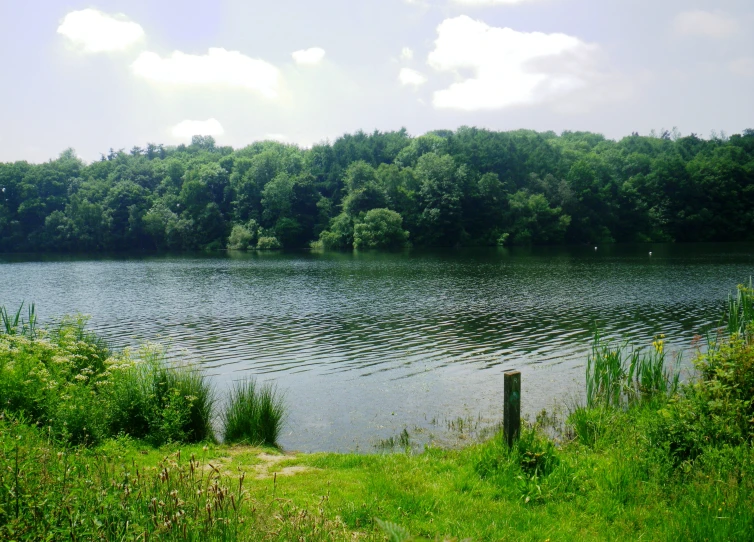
[1, 127, 753, 253]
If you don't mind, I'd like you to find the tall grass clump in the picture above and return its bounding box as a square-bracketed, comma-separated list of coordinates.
[0, 302, 37, 338]
[725, 279, 754, 338]
[108, 344, 215, 445]
[222, 378, 285, 446]
[586, 332, 681, 408]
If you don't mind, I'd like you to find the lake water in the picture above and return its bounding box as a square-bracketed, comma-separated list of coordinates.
[1, 244, 752, 451]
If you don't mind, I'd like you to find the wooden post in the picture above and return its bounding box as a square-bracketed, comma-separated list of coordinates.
[504, 371, 521, 447]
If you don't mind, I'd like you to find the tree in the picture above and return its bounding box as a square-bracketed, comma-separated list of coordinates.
[353, 209, 409, 249]
[416, 153, 465, 246]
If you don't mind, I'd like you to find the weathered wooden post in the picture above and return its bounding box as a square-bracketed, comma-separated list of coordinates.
[504, 371, 521, 447]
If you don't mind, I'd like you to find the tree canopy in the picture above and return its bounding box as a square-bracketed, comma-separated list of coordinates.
[1, 128, 753, 253]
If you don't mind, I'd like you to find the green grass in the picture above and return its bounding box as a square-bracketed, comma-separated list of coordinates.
[221, 378, 285, 446]
[725, 279, 754, 338]
[586, 332, 681, 408]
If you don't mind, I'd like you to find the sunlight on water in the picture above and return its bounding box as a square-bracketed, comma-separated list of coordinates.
[1, 243, 752, 451]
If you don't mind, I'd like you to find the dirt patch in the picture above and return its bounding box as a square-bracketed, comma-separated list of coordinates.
[254, 453, 313, 479]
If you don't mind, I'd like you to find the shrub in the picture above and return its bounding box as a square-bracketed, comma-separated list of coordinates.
[227, 221, 260, 250]
[654, 335, 754, 463]
[256, 236, 282, 250]
[222, 378, 285, 446]
[353, 208, 409, 250]
[107, 344, 215, 445]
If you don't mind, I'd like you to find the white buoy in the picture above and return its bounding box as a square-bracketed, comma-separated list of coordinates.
[594, 246, 598, 251]
[649, 251, 653, 256]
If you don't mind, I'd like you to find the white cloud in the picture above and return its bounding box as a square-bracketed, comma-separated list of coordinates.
[171, 118, 224, 139]
[730, 57, 754, 77]
[132, 48, 280, 98]
[399, 68, 427, 86]
[451, 0, 536, 4]
[673, 10, 739, 38]
[291, 47, 326, 65]
[57, 9, 144, 53]
[428, 15, 602, 110]
[400, 47, 414, 61]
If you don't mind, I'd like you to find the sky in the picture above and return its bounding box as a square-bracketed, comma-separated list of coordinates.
[0, 0, 752, 162]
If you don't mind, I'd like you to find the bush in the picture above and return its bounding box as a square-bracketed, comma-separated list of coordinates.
[107, 344, 215, 445]
[654, 335, 754, 463]
[0, 308, 112, 445]
[222, 378, 285, 446]
[256, 236, 282, 250]
[227, 220, 260, 250]
[353, 209, 409, 250]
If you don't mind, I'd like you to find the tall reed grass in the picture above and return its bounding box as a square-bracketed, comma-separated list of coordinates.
[0, 302, 37, 337]
[585, 332, 681, 409]
[221, 378, 285, 447]
[725, 279, 754, 338]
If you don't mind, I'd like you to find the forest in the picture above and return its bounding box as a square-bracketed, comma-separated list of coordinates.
[1, 127, 753, 252]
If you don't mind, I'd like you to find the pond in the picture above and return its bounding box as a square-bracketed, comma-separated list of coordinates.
[1, 243, 752, 451]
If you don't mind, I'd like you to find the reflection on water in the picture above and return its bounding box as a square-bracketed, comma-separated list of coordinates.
[1, 244, 752, 451]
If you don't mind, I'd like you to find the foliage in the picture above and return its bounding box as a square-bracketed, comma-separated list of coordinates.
[585, 333, 681, 408]
[107, 344, 216, 445]
[726, 281, 754, 339]
[653, 335, 754, 464]
[2, 128, 753, 253]
[3, 285, 754, 539]
[221, 378, 285, 447]
[353, 208, 409, 249]
[0, 306, 218, 446]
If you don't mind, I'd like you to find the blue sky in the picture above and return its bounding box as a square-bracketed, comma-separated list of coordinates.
[1, 0, 752, 162]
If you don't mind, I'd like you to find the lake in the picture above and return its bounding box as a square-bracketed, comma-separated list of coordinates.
[1, 243, 752, 451]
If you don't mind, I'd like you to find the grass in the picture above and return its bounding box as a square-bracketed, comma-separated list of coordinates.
[2, 408, 751, 541]
[586, 331, 681, 408]
[221, 378, 285, 447]
[726, 279, 754, 338]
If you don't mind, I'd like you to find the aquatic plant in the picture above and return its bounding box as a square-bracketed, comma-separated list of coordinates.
[585, 332, 681, 409]
[725, 279, 754, 339]
[0, 302, 36, 338]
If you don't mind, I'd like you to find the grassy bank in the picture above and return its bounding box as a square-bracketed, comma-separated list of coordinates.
[2, 287, 754, 540]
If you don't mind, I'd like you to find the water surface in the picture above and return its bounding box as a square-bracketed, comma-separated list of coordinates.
[1, 244, 752, 451]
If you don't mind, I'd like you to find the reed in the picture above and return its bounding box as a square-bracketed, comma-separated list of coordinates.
[0, 302, 36, 337]
[221, 378, 285, 447]
[586, 332, 680, 409]
[725, 279, 754, 338]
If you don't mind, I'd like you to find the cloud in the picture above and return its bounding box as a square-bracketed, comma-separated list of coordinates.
[57, 8, 145, 53]
[673, 10, 739, 38]
[730, 57, 754, 77]
[400, 47, 414, 61]
[399, 68, 427, 86]
[428, 15, 605, 110]
[132, 48, 280, 98]
[171, 118, 224, 139]
[291, 47, 326, 65]
[451, 0, 537, 4]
